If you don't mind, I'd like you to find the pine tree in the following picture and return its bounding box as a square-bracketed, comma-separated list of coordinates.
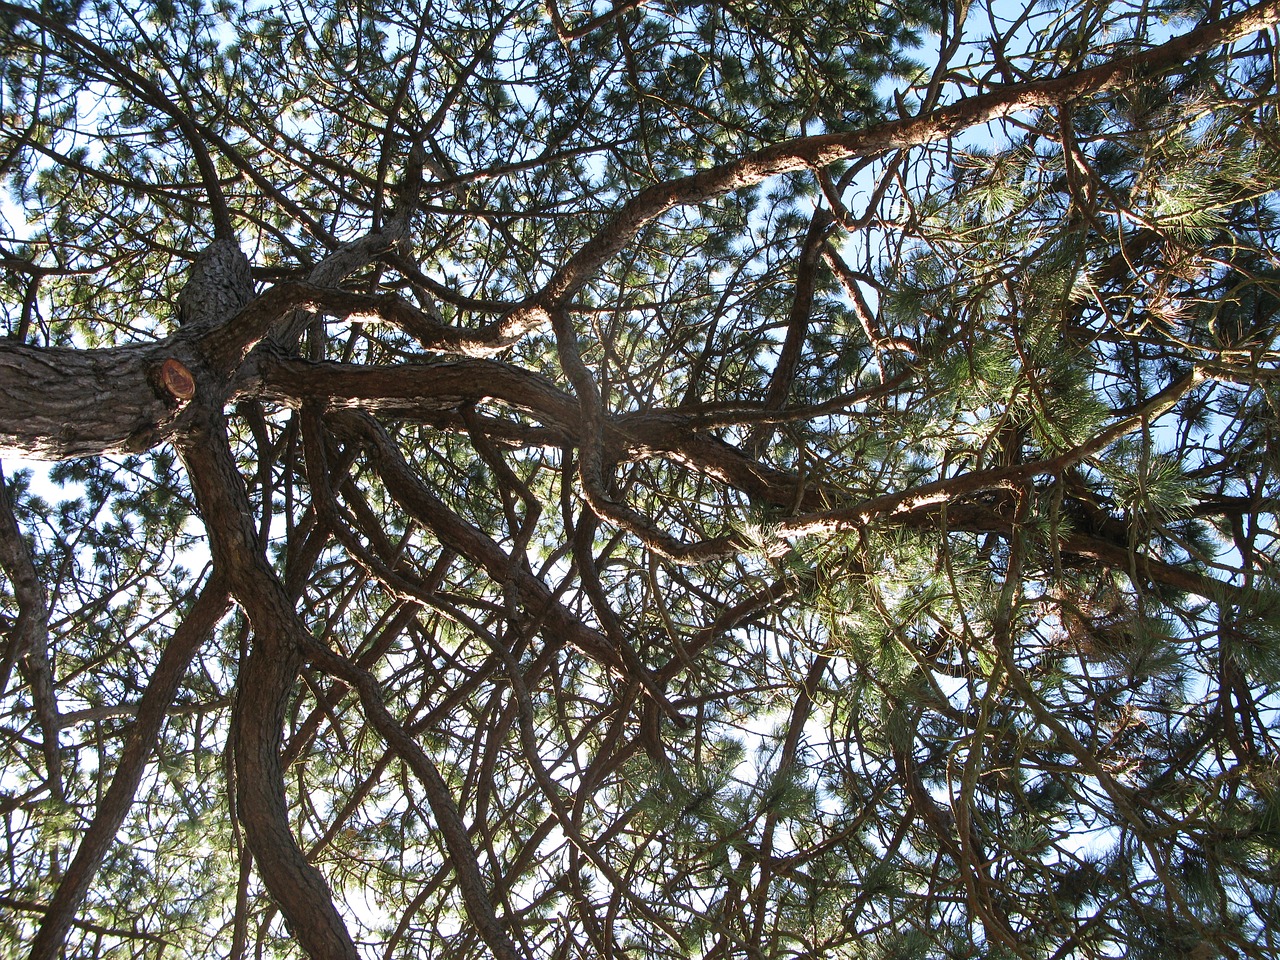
[2, 0, 1279, 957]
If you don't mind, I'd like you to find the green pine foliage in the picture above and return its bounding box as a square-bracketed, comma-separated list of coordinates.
[2, 0, 1280, 957]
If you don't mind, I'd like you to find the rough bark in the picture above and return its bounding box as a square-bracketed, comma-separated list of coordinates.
[0, 341, 202, 459]
[0, 9, 1274, 954]
[176, 410, 361, 960]
[177, 238, 254, 329]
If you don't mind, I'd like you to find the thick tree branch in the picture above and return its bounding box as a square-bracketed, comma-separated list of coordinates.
[254, 355, 1244, 599]
[5, 7, 1272, 465]
[500, 0, 1280, 337]
[175, 410, 360, 960]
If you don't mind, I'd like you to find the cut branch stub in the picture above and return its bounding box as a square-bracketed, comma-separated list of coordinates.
[158, 358, 196, 401]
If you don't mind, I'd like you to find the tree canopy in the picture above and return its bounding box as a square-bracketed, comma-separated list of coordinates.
[2, 0, 1280, 957]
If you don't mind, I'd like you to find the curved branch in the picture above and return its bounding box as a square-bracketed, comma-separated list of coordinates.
[332, 409, 627, 672]
[176, 410, 359, 960]
[494, 0, 1280, 339]
[302, 641, 524, 960]
[745, 208, 835, 452]
[0, 1, 235, 239]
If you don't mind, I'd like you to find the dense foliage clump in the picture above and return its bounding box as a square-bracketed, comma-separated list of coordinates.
[1, 1, 1279, 957]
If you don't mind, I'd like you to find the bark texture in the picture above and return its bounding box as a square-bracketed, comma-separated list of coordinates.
[0, 342, 202, 459]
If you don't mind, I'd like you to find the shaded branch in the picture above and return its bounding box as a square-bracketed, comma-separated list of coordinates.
[175, 410, 360, 960]
[302, 640, 524, 960]
[745, 208, 835, 452]
[27, 575, 230, 960]
[331, 409, 627, 673]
